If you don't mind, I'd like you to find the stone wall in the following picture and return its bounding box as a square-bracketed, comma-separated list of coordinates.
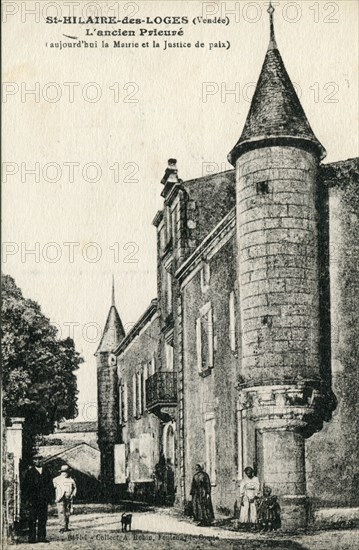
[181, 238, 239, 512]
[236, 146, 321, 384]
[184, 170, 236, 254]
[306, 162, 359, 507]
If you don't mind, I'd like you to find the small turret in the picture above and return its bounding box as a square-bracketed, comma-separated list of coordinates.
[95, 276, 125, 500]
[95, 276, 125, 355]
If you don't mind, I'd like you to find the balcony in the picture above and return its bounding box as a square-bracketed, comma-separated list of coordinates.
[146, 372, 177, 420]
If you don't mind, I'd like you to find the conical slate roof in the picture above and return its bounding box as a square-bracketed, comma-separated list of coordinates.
[95, 278, 125, 355]
[228, 7, 326, 165]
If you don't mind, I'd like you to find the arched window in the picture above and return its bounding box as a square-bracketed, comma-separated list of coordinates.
[163, 422, 176, 467]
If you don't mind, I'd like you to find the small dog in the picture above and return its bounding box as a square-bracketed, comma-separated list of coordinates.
[121, 513, 132, 532]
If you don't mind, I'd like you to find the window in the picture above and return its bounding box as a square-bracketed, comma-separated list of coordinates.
[256, 181, 269, 195]
[205, 415, 216, 485]
[137, 371, 142, 416]
[159, 224, 165, 252]
[132, 373, 137, 417]
[229, 291, 236, 352]
[165, 342, 174, 371]
[119, 381, 122, 424]
[196, 303, 214, 374]
[163, 258, 173, 316]
[171, 204, 178, 246]
[123, 381, 128, 422]
[142, 364, 148, 411]
[166, 269, 172, 314]
[200, 262, 210, 293]
[150, 355, 156, 376]
[165, 207, 172, 244]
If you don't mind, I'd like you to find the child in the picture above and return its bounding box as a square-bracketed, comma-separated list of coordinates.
[257, 486, 281, 531]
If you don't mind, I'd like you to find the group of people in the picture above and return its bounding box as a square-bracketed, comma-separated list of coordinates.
[189, 464, 281, 531]
[235, 466, 281, 531]
[23, 455, 279, 542]
[22, 455, 77, 544]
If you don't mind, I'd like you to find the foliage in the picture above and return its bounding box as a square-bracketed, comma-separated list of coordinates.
[1, 274, 83, 457]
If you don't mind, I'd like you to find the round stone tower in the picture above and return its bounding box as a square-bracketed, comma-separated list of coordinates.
[95, 277, 125, 500]
[228, 4, 331, 529]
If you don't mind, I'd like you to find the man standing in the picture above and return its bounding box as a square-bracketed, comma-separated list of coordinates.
[23, 455, 53, 543]
[53, 465, 77, 533]
[190, 463, 215, 526]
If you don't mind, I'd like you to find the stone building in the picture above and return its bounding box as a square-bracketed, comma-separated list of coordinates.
[38, 421, 100, 502]
[96, 6, 359, 528]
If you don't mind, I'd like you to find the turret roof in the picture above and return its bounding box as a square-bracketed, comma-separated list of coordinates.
[228, 3, 326, 165]
[95, 278, 125, 354]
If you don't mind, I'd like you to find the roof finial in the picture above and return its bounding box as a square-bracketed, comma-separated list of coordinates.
[267, 1, 277, 50]
[111, 274, 115, 306]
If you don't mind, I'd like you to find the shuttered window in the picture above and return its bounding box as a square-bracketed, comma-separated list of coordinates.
[123, 381, 128, 422]
[132, 374, 137, 417]
[137, 371, 142, 416]
[196, 303, 214, 373]
[142, 364, 148, 411]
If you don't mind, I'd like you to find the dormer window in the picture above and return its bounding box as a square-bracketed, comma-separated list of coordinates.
[165, 207, 172, 244]
[158, 223, 165, 252]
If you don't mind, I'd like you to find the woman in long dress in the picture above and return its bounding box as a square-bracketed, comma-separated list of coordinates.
[239, 466, 260, 528]
[190, 464, 215, 526]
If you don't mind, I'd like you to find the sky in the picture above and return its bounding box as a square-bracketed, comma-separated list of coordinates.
[3, 1, 358, 422]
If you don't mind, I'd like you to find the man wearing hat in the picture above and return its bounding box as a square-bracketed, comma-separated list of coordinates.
[53, 465, 77, 532]
[23, 455, 54, 543]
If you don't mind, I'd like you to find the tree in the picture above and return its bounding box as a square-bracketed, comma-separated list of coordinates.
[1, 274, 83, 461]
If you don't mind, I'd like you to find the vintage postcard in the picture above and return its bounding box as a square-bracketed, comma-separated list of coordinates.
[2, 1, 359, 548]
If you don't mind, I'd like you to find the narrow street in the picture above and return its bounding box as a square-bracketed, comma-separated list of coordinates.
[7, 505, 359, 550]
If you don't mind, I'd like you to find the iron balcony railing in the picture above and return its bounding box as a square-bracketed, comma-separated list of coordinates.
[146, 371, 177, 411]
